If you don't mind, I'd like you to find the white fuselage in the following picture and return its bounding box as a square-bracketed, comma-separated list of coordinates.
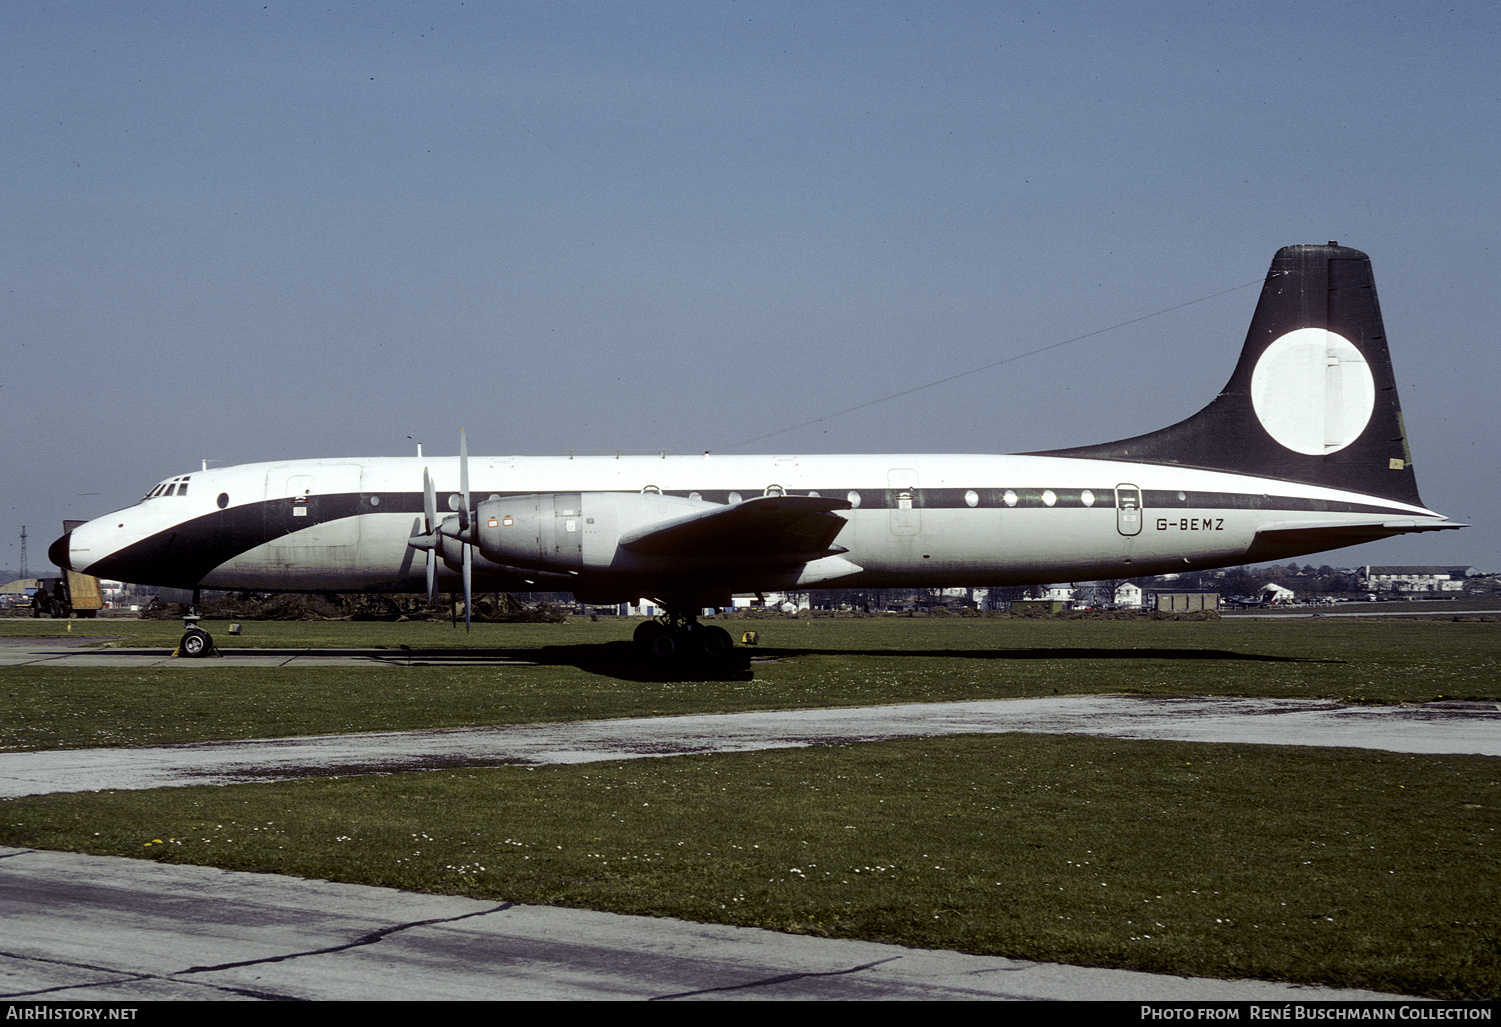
[62, 451, 1446, 602]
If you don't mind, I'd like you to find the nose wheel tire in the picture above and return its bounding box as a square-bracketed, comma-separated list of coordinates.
[178, 627, 213, 658]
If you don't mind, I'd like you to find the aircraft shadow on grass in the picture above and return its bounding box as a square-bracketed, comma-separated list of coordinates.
[59, 642, 1335, 684]
[384, 641, 1339, 682]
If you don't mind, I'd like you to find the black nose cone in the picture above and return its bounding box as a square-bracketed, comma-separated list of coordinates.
[49, 532, 72, 571]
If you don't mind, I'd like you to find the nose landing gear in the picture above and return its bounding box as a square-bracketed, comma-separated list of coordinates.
[178, 626, 213, 657]
[174, 590, 219, 658]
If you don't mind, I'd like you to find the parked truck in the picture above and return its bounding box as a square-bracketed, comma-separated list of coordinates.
[30, 573, 104, 618]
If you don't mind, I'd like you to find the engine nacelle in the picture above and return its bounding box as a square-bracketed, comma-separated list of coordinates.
[474, 493, 583, 572]
[475, 491, 717, 573]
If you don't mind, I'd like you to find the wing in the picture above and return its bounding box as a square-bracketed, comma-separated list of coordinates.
[619, 495, 852, 562]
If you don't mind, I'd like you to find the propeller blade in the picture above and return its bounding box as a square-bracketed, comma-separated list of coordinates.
[459, 432, 472, 631]
[423, 466, 437, 608]
[426, 547, 437, 609]
[463, 542, 472, 632]
[458, 429, 471, 534]
[423, 466, 437, 534]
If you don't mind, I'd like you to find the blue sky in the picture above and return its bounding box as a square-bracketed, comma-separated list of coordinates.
[4, 1, 1498, 578]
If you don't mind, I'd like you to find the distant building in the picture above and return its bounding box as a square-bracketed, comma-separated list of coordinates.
[1361, 566, 1480, 592]
[1010, 599, 1070, 615]
[1260, 583, 1295, 604]
[1152, 591, 1220, 613]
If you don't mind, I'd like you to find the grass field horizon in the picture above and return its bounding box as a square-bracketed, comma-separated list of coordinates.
[3, 616, 1497, 998]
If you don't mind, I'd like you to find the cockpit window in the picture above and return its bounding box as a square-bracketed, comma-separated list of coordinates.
[142, 475, 192, 501]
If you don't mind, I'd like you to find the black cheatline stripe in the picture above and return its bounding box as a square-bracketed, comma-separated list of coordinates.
[93, 485, 1414, 588]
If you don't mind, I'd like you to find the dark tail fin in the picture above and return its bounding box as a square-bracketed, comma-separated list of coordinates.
[1035, 244, 1427, 508]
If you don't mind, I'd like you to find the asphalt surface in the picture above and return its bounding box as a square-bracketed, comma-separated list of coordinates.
[0, 635, 542, 669]
[0, 846, 1417, 1001]
[4, 636, 1495, 1002]
[3, 694, 1499, 800]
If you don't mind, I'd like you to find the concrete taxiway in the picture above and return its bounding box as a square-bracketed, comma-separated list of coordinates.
[0, 635, 541, 669]
[0, 846, 1417, 1001]
[2, 694, 1497, 799]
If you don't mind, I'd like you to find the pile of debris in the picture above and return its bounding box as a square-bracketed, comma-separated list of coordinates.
[466, 592, 569, 623]
[138, 592, 567, 623]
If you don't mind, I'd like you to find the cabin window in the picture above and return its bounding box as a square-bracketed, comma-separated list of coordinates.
[964, 490, 979, 507]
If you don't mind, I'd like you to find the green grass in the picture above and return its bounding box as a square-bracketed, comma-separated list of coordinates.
[3, 734, 1496, 999]
[2, 617, 1498, 751]
[2, 616, 1499, 998]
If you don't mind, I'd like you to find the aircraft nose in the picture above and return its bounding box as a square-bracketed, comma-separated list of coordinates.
[49, 531, 72, 571]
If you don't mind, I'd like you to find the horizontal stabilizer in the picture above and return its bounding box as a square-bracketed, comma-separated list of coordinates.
[1245, 518, 1464, 563]
[620, 494, 852, 561]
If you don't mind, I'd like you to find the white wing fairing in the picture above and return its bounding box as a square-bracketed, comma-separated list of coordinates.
[51, 245, 1461, 649]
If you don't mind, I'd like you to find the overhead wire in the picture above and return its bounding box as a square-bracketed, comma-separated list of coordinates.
[709, 273, 1276, 453]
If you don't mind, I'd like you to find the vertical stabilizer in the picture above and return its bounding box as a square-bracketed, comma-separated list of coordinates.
[1035, 244, 1427, 507]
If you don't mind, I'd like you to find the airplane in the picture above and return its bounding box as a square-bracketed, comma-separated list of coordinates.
[50, 243, 1462, 658]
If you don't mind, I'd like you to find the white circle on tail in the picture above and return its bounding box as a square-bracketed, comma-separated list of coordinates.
[1250, 328, 1375, 455]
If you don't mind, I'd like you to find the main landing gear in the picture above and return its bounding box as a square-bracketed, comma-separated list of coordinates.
[175, 589, 218, 658]
[633, 609, 735, 661]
